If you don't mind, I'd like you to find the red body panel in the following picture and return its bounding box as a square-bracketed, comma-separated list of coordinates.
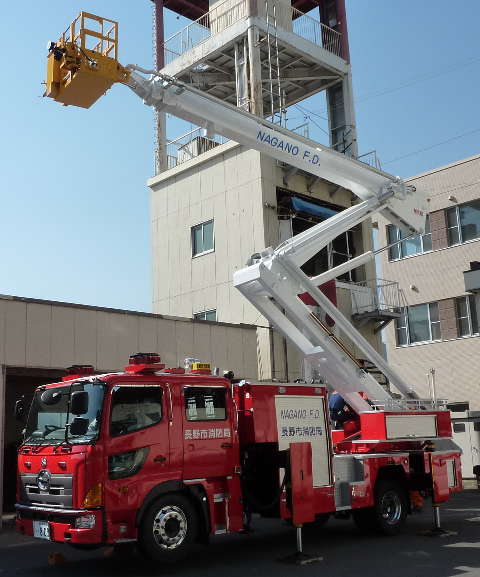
[290, 442, 315, 526]
[360, 411, 452, 442]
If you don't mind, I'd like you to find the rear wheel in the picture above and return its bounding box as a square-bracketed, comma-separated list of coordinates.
[352, 480, 408, 536]
[139, 494, 198, 562]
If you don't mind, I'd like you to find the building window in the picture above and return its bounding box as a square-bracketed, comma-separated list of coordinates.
[184, 387, 227, 421]
[387, 216, 431, 261]
[194, 309, 217, 322]
[192, 220, 214, 256]
[455, 295, 479, 337]
[446, 200, 480, 246]
[394, 301, 441, 346]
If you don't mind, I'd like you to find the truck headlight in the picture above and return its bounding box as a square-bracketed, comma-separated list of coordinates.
[108, 447, 149, 480]
[75, 514, 96, 529]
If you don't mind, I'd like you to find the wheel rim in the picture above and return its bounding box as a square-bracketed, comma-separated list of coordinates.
[380, 490, 402, 525]
[152, 505, 188, 550]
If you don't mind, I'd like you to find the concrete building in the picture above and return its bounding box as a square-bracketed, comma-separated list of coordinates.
[149, 0, 393, 382]
[0, 295, 259, 515]
[377, 154, 480, 473]
[148, 141, 387, 382]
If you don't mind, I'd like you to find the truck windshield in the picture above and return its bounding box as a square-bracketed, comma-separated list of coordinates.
[24, 382, 105, 445]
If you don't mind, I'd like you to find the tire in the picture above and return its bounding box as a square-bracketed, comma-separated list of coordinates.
[352, 480, 408, 536]
[139, 494, 199, 563]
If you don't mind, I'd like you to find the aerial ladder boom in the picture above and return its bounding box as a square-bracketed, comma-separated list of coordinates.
[45, 14, 428, 414]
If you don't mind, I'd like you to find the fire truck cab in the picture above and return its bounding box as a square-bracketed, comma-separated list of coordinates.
[16, 354, 462, 562]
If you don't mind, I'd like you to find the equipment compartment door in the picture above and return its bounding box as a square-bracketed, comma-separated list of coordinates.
[275, 395, 331, 487]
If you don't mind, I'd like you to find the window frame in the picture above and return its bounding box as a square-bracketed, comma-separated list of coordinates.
[386, 215, 432, 261]
[446, 206, 461, 246]
[455, 295, 479, 337]
[447, 201, 480, 247]
[191, 219, 215, 258]
[395, 307, 409, 346]
[193, 309, 217, 322]
[109, 384, 163, 438]
[394, 301, 442, 346]
[184, 385, 228, 422]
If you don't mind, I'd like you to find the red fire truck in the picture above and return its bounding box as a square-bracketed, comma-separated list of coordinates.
[16, 354, 461, 562]
[15, 13, 463, 562]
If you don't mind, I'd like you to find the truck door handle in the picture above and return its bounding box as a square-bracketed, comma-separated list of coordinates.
[221, 443, 233, 449]
[154, 455, 167, 463]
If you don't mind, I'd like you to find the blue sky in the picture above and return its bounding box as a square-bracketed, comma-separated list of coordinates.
[0, 1, 479, 312]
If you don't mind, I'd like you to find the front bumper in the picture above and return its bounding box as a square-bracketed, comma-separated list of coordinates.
[15, 504, 104, 545]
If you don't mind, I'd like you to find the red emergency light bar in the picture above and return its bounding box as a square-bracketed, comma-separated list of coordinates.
[125, 352, 165, 374]
[62, 364, 95, 381]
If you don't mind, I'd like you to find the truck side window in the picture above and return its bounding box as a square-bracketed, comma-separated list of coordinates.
[184, 387, 226, 421]
[110, 386, 163, 437]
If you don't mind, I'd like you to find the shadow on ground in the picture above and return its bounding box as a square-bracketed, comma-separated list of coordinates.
[1, 490, 480, 577]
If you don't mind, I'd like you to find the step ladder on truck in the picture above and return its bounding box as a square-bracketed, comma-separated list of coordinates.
[14, 12, 462, 563]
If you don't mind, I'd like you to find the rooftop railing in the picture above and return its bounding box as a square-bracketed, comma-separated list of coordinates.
[162, 0, 342, 66]
[155, 127, 229, 173]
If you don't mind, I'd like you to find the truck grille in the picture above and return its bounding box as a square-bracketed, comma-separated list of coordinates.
[20, 473, 73, 508]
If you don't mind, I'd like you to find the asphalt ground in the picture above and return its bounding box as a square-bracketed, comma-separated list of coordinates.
[1, 490, 480, 577]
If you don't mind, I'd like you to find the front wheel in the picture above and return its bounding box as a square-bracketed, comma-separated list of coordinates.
[352, 480, 408, 536]
[139, 494, 198, 562]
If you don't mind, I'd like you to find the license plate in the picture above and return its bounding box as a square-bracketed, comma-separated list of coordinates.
[33, 520, 50, 540]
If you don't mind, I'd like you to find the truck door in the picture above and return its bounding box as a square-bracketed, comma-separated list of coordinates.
[182, 384, 234, 479]
[104, 383, 170, 520]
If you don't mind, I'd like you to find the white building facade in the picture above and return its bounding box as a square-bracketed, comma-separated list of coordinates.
[377, 154, 480, 476]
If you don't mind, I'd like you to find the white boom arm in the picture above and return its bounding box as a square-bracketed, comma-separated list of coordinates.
[126, 68, 427, 413]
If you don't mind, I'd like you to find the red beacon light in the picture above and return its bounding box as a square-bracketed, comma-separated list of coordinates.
[62, 364, 95, 381]
[125, 352, 165, 374]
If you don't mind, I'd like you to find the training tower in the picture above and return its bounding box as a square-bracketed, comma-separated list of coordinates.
[148, 1, 397, 382]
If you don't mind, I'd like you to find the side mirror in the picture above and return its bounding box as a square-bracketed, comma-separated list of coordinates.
[70, 391, 89, 416]
[14, 398, 25, 421]
[69, 417, 89, 436]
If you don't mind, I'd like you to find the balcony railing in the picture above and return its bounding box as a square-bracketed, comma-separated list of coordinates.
[291, 7, 342, 57]
[162, 0, 342, 66]
[349, 279, 407, 317]
[163, 0, 248, 65]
